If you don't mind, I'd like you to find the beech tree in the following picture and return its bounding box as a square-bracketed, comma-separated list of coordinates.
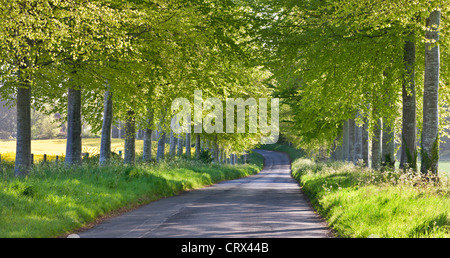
[421, 9, 441, 176]
[0, 0, 73, 176]
[253, 0, 449, 176]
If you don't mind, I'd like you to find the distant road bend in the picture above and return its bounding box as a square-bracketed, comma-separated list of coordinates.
[78, 149, 332, 238]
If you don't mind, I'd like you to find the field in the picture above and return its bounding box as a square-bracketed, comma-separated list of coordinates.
[0, 138, 195, 163]
[0, 138, 143, 156]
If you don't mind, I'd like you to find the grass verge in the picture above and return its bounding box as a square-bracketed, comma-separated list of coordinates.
[0, 151, 263, 238]
[292, 159, 450, 238]
[262, 144, 450, 238]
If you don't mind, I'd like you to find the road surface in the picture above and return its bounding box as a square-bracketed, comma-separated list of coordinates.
[77, 149, 332, 238]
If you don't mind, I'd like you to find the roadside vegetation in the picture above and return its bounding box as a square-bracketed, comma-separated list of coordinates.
[261, 144, 450, 238]
[0, 151, 263, 238]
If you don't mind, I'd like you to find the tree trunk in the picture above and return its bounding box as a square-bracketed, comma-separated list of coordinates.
[342, 120, 349, 161]
[156, 130, 166, 161]
[14, 80, 32, 177]
[382, 121, 395, 168]
[334, 132, 343, 161]
[65, 86, 82, 165]
[100, 89, 113, 166]
[354, 114, 363, 164]
[214, 136, 219, 162]
[372, 118, 382, 170]
[185, 133, 191, 158]
[177, 134, 184, 156]
[362, 117, 369, 167]
[124, 109, 136, 165]
[169, 131, 176, 157]
[400, 37, 417, 171]
[143, 111, 153, 162]
[421, 9, 441, 176]
[348, 119, 355, 163]
[195, 134, 201, 159]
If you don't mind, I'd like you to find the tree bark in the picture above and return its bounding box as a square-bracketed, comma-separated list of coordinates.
[195, 134, 201, 159]
[362, 118, 369, 167]
[213, 136, 219, 162]
[169, 131, 176, 157]
[382, 121, 395, 168]
[354, 113, 363, 164]
[156, 130, 166, 161]
[99, 89, 113, 166]
[348, 119, 355, 163]
[372, 118, 382, 170]
[65, 86, 82, 165]
[185, 133, 191, 158]
[124, 110, 136, 165]
[342, 120, 349, 161]
[421, 9, 441, 176]
[14, 79, 32, 177]
[400, 36, 417, 171]
[143, 111, 153, 162]
[177, 134, 184, 156]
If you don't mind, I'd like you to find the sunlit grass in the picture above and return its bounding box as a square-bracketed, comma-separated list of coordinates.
[0, 151, 263, 238]
[261, 144, 450, 238]
[0, 138, 196, 163]
[292, 159, 450, 238]
[0, 138, 144, 156]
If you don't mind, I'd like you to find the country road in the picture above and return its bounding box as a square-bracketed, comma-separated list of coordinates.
[77, 150, 333, 238]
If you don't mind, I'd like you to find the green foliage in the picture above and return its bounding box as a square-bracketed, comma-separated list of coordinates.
[250, 0, 450, 154]
[30, 109, 60, 140]
[0, 0, 278, 175]
[199, 149, 213, 164]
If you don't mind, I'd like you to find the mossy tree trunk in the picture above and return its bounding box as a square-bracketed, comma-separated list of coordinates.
[421, 10, 441, 176]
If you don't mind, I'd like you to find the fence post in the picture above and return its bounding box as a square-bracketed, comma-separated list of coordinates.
[31, 154, 34, 165]
[55, 155, 59, 164]
[43, 154, 47, 164]
[81, 153, 89, 161]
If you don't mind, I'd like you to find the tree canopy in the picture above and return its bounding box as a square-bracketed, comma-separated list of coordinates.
[1, 0, 449, 177]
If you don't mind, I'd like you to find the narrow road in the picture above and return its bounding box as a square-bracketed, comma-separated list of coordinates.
[78, 150, 332, 238]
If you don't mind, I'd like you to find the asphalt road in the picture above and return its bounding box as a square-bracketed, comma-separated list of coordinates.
[77, 149, 332, 238]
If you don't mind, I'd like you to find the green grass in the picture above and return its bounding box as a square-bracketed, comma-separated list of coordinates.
[291, 158, 450, 238]
[261, 144, 450, 238]
[0, 151, 263, 238]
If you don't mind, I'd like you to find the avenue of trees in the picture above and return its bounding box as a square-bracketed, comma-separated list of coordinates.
[254, 0, 449, 177]
[0, 0, 273, 176]
[1, 0, 449, 181]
